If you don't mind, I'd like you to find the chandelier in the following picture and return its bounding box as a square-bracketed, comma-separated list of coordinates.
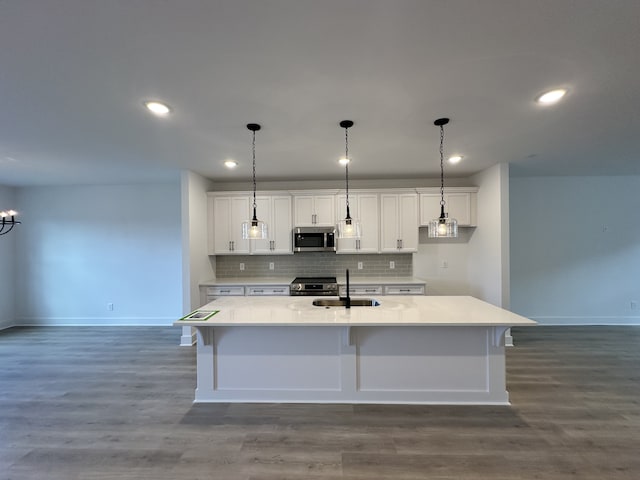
[0, 210, 20, 236]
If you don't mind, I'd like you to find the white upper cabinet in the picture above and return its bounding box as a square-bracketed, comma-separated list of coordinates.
[418, 188, 478, 227]
[380, 192, 419, 253]
[208, 195, 251, 255]
[335, 192, 380, 253]
[251, 194, 293, 255]
[293, 193, 336, 226]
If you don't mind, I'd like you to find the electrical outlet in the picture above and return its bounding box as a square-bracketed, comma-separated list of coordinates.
[357, 262, 363, 270]
[389, 261, 395, 269]
[107, 303, 114, 311]
[269, 262, 275, 270]
[441, 260, 449, 269]
[631, 301, 638, 310]
[239, 263, 245, 271]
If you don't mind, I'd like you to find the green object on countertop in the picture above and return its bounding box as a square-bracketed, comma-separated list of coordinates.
[179, 310, 220, 321]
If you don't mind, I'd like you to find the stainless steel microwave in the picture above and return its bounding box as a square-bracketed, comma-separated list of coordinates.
[293, 227, 336, 252]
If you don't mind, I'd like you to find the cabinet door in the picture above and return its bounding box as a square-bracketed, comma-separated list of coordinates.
[380, 193, 418, 253]
[420, 193, 472, 226]
[294, 195, 335, 226]
[336, 193, 379, 254]
[398, 194, 418, 252]
[269, 195, 293, 254]
[335, 194, 357, 252]
[293, 196, 315, 226]
[446, 193, 471, 226]
[419, 194, 442, 226]
[252, 195, 292, 254]
[250, 196, 273, 254]
[212, 196, 250, 254]
[213, 197, 233, 254]
[313, 195, 335, 226]
[380, 194, 400, 252]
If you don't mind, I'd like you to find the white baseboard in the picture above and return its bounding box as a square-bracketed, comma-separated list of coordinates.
[15, 316, 178, 326]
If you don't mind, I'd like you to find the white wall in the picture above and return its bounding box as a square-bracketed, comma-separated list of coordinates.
[413, 163, 510, 306]
[510, 175, 640, 325]
[0, 185, 18, 329]
[413, 228, 473, 295]
[180, 171, 215, 345]
[15, 183, 183, 325]
[468, 163, 510, 307]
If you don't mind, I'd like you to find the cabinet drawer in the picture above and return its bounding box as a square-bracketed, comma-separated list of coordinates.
[206, 286, 245, 296]
[339, 285, 383, 296]
[384, 285, 425, 295]
[247, 286, 289, 296]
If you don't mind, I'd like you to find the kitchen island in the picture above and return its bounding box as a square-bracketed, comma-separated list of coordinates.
[176, 295, 535, 405]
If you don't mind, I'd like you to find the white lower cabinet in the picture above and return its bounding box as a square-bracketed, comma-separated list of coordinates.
[384, 284, 425, 295]
[204, 285, 246, 303]
[339, 282, 425, 297]
[247, 285, 290, 296]
[338, 285, 383, 297]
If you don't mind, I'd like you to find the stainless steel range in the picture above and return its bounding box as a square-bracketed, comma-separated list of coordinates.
[289, 276, 338, 296]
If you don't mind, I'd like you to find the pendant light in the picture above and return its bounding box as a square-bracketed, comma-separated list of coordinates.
[0, 209, 20, 236]
[337, 120, 361, 239]
[241, 123, 268, 240]
[428, 118, 458, 238]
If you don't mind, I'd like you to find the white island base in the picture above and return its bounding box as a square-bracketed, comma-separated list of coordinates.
[193, 324, 510, 404]
[179, 295, 535, 405]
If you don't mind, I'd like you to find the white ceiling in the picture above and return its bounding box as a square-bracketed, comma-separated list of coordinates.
[1, 0, 639, 187]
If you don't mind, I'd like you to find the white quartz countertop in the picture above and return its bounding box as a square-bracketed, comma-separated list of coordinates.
[176, 295, 536, 327]
[201, 276, 426, 286]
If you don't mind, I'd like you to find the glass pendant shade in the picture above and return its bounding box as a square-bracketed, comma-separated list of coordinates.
[242, 217, 268, 239]
[337, 216, 361, 239]
[428, 206, 458, 238]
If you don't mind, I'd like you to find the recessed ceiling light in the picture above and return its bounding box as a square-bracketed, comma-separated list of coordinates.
[536, 89, 567, 105]
[448, 155, 463, 164]
[144, 101, 171, 116]
[224, 160, 238, 169]
[338, 157, 350, 166]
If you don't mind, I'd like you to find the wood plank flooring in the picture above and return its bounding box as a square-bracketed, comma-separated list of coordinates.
[1, 325, 639, 479]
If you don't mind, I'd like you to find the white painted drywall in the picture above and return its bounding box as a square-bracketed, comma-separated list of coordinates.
[15, 183, 182, 325]
[180, 171, 216, 345]
[468, 163, 509, 307]
[0, 185, 17, 329]
[510, 175, 640, 325]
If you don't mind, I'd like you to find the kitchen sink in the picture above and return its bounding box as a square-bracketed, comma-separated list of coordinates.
[312, 298, 381, 307]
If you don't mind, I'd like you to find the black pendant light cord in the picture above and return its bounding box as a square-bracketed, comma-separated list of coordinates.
[247, 123, 261, 223]
[434, 117, 450, 220]
[340, 120, 354, 220]
[252, 129, 257, 221]
[344, 125, 351, 219]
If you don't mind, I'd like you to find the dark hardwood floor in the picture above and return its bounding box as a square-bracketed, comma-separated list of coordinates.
[1, 325, 639, 479]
